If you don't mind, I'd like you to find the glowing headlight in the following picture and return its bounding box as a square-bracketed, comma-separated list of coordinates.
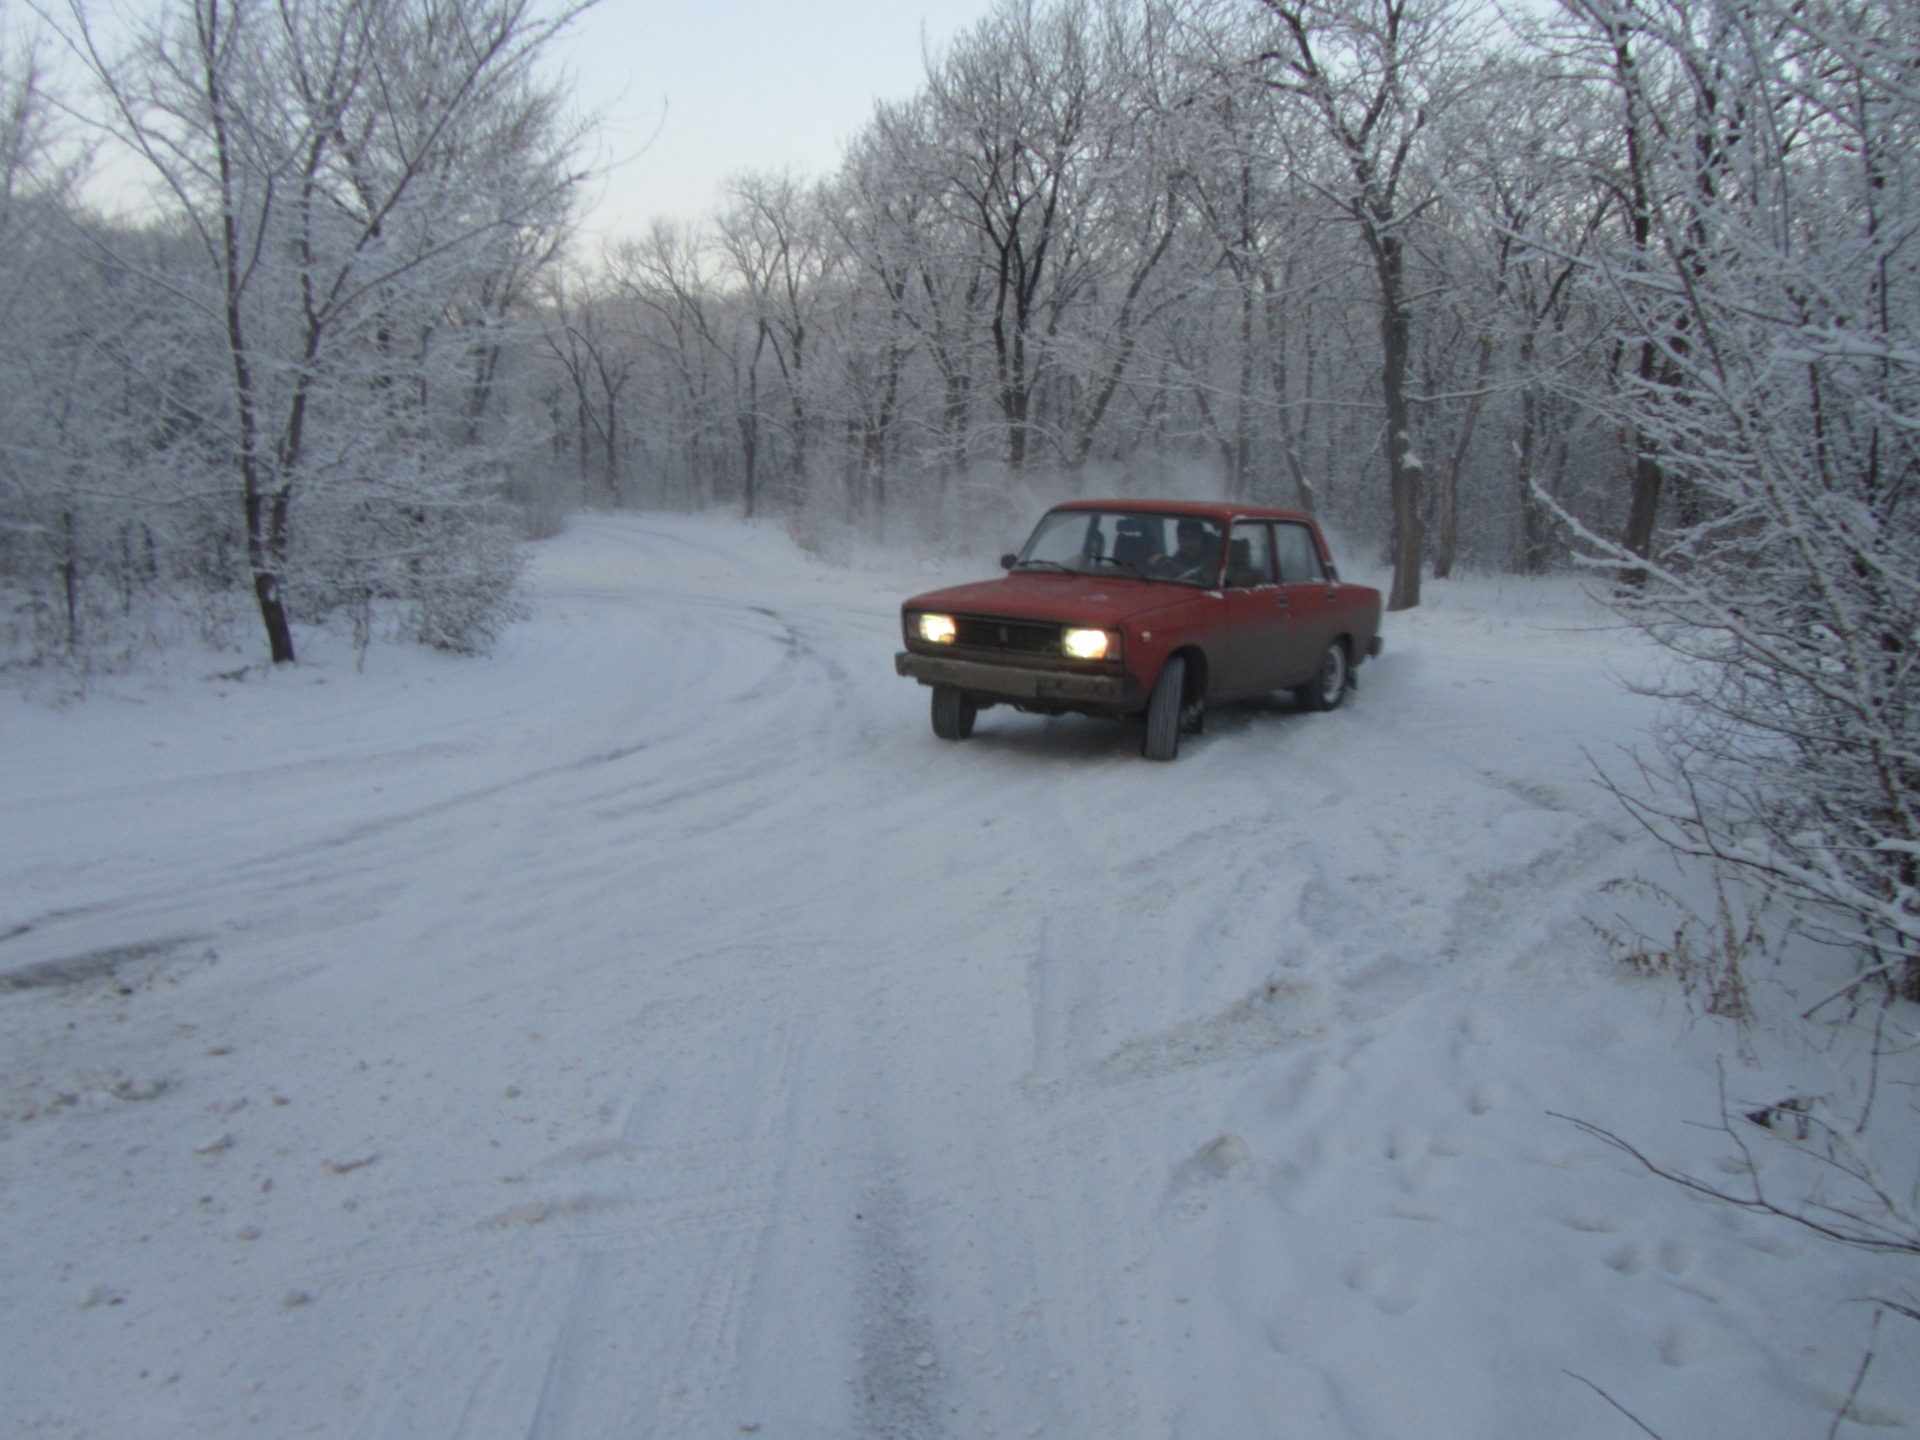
[1062, 627, 1112, 660]
[917, 612, 957, 644]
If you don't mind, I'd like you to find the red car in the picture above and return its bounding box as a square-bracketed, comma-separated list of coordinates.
[895, 500, 1382, 759]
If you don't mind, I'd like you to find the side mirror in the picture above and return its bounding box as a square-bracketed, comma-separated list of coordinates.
[1000, 553, 1017, 570]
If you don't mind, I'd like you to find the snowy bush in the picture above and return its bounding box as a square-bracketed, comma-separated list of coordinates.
[4, 0, 587, 667]
[1551, 0, 1919, 1006]
[1538, 0, 1920, 1390]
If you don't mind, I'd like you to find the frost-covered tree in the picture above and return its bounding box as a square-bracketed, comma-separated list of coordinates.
[922, 0, 1101, 475]
[714, 173, 839, 515]
[607, 221, 761, 514]
[1546, 0, 1919, 1000]
[1250, 0, 1480, 611]
[0, 26, 160, 662]
[528, 0, 1907, 638]
[542, 275, 640, 506]
[0, 29, 77, 648]
[54, 0, 587, 660]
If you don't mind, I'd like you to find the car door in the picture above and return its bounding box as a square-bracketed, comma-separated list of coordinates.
[1274, 520, 1338, 687]
[1217, 521, 1297, 697]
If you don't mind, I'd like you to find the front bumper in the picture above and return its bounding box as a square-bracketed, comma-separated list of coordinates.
[895, 651, 1140, 709]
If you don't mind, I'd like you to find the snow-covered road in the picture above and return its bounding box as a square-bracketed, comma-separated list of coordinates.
[3, 514, 1913, 1438]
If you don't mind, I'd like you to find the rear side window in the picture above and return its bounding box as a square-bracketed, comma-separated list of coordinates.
[1275, 523, 1324, 584]
[1226, 522, 1274, 587]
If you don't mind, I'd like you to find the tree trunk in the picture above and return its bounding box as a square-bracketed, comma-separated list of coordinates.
[1233, 264, 1255, 500]
[1377, 235, 1423, 611]
[1433, 333, 1492, 580]
[1262, 265, 1318, 514]
[1514, 388, 1549, 573]
[61, 509, 79, 651]
[1621, 339, 1665, 563]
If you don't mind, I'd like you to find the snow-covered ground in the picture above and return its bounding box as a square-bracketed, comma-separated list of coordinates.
[3, 513, 1914, 1439]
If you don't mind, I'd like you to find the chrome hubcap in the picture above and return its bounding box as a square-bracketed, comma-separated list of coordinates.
[1322, 648, 1345, 701]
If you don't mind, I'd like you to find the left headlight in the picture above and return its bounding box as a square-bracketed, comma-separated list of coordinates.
[916, 612, 957, 644]
[1062, 627, 1114, 660]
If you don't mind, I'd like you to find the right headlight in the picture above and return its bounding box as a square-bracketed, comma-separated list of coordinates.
[916, 612, 957, 644]
[1062, 627, 1114, 660]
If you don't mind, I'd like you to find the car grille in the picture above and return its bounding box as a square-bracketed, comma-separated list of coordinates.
[954, 615, 1061, 655]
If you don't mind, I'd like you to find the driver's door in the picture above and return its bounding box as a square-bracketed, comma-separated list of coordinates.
[1217, 522, 1293, 697]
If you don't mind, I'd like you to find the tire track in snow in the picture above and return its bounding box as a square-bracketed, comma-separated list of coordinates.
[1027, 915, 1055, 1078]
[646, 1020, 803, 1439]
[331, 1013, 815, 1439]
[850, 1169, 944, 1440]
[0, 593, 875, 981]
[923, 1092, 1172, 1439]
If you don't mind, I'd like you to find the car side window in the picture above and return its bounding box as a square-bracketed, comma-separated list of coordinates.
[1275, 523, 1324, 584]
[1225, 522, 1274, 588]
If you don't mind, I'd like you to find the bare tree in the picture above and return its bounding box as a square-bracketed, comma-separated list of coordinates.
[1169, 20, 1309, 505]
[923, 0, 1098, 474]
[1547, 0, 1703, 569]
[856, 95, 992, 510]
[715, 172, 838, 514]
[1543, 0, 1919, 999]
[612, 221, 764, 514]
[53, 0, 588, 660]
[543, 275, 638, 504]
[826, 132, 933, 534]
[1253, 0, 1473, 610]
[1426, 54, 1618, 576]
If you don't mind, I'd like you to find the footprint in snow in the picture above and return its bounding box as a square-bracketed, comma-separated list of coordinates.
[1553, 1211, 1623, 1234]
[1253, 1054, 1323, 1118]
[534, 1138, 635, 1169]
[1658, 1321, 1707, 1367]
[1604, 1242, 1647, 1275]
[1191, 1133, 1251, 1178]
[1344, 1251, 1421, 1316]
[1448, 1011, 1493, 1062]
[1382, 1127, 1431, 1163]
[1162, 1134, 1252, 1223]
[475, 1192, 624, 1230]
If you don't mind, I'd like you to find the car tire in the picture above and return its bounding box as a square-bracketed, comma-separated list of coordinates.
[1142, 655, 1186, 761]
[1296, 639, 1349, 712]
[931, 685, 976, 740]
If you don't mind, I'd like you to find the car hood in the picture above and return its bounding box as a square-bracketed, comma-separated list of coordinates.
[902, 572, 1207, 628]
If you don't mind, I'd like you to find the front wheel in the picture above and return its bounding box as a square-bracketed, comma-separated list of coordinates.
[1142, 655, 1187, 761]
[1295, 640, 1349, 712]
[931, 684, 976, 740]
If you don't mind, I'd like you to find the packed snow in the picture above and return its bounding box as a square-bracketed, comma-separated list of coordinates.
[2, 513, 1914, 1439]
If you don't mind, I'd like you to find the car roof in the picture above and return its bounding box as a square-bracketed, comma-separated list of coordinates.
[1049, 498, 1315, 525]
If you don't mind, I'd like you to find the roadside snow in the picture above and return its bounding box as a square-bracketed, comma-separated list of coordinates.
[2, 513, 1913, 1439]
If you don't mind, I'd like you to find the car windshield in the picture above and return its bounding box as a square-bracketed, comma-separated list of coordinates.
[1013, 510, 1225, 586]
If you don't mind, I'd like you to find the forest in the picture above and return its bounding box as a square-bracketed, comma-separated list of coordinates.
[2, 0, 1914, 999]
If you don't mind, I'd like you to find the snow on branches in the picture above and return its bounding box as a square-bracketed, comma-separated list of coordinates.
[1545, 0, 1919, 1001]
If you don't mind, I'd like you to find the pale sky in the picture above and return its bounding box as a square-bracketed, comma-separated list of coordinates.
[60, 0, 1003, 247]
[552, 0, 1003, 248]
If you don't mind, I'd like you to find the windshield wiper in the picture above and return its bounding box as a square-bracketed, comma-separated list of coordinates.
[1012, 559, 1076, 574]
[1089, 554, 1155, 582]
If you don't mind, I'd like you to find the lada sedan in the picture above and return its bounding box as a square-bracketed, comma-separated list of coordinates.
[895, 500, 1382, 759]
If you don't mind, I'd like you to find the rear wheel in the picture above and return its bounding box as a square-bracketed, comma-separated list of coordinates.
[1295, 640, 1349, 712]
[1142, 655, 1187, 761]
[931, 685, 976, 740]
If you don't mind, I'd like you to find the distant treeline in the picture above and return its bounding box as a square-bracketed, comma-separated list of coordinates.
[1, 0, 1913, 664]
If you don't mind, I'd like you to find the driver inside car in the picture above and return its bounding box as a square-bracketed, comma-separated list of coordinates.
[1149, 518, 1220, 582]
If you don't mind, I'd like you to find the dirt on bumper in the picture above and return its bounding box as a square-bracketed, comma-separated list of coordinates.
[895, 651, 1141, 710]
